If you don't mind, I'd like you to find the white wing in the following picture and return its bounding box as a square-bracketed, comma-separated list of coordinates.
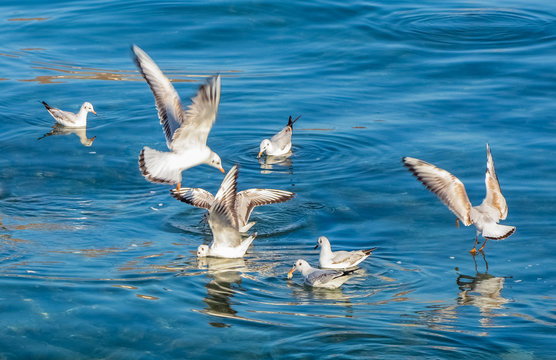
[403, 157, 472, 226]
[484, 144, 508, 220]
[270, 125, 292, 152]
[132, 45, 184, 149]
[171, 75, 221, 150]
[208, 165, 240, 247]
[235, 188, 295, 226]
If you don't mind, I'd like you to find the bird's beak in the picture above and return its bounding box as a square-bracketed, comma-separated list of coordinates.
[287, 266, 295, 279]
[92, 110, 97, 115]
[314, 244, 319, 250]
[91, 136, 96, 141]
[257, 151, 263, 158]
[219, 166, 225, 173]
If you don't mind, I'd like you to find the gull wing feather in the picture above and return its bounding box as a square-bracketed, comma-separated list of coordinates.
[403, 157, 473, 226]
[132, 45, 184, 149]
[42, 102, 78, 126]
[331, 251, 364, 265]
[210, 165, 239, 230]
[171, 75, 221, 151]
[236, 189, 295, 226]
[270, 125, 293, 152]
[306, 269, 343, 286]
[170, 187, 215, 209]
[484, 144, 508, 220]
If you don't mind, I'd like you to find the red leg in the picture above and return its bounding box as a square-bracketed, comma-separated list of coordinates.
[478, 238, 489, 253]
[469, 235, 479, 255]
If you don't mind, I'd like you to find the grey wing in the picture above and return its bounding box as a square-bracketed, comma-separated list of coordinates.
[484, 144, 508, 220]
[331, 251, 363, 265]
[132, 45, 184, 149]
[306, 269, 344, 286]
[170, 187, 215, 209]
[44, 105, 78, 126]
[270, 125, 293, 152]
[403, 157, 473, 226]
[235, 188, 295, 225]
[171, 75, 221, 151]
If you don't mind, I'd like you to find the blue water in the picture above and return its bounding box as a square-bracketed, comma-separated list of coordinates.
[1, 0, 555, 358]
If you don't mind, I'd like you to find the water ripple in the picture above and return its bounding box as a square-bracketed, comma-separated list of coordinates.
[381, 8, 556, 51]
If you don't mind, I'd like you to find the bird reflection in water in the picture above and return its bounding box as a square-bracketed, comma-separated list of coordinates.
[456, 253, 510, 326]
[38, 123, 96, 147]
[258, 154, 293, 174]
[197, 257, 246, 327]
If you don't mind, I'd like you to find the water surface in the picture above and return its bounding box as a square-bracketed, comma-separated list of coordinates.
[1, 0, 555, 358]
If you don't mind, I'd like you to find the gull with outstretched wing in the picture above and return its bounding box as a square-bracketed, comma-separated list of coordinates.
[132, 45, 224, 190]
[170, 164, 294, 232]
[403, 144, 515, 254]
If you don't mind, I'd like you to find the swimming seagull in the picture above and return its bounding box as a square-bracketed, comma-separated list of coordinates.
[258, 115, 301, 158]
[402, 144, 515, 254]
[287, 259, 355, 289]
[132, 45, 224, 191]
[42, 101, 96, 128]
[196, 165, 258, 258]
[315, 236, 377, 269]
[170, 164, 295, 232]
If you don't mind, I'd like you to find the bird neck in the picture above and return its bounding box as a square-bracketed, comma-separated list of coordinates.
[77, 107, 89, 124]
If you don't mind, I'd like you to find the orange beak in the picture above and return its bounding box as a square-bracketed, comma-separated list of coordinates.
[257, 151, 263, 158]
[219, 166, 225, 173]
[90, 136, 96, 141]
[287, 266, 295, 279]
[92, 110, 97, 115]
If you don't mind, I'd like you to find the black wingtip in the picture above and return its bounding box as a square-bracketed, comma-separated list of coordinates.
[41, 101, 52, 110]
[363, 247, 378, 256]
[288, 114, 301, 128]
[342, 268, 358, 276]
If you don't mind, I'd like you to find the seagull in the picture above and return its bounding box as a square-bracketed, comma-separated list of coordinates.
[42, 101, 96, 128]
[287, 259, 355, 289]
[315, 236, 377, 269]
[38, 123, 96, 147]
[195, 165, 258, 258]
[132, 45, 225, 191]
[170, 164, 295, 232]
[403, 144, 515, 254]
[258, 115, 301, 158]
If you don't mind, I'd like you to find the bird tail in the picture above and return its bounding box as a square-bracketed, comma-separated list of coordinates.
[482, 223, 516, 240]
[287, 114, 302, 128]
[240, 232, 257, 253]
[138, 147, 181, 185]
[362, 247, 378, 256]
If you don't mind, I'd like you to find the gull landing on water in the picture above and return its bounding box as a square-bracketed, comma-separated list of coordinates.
[42, 101, 97, 128]
[170, 164, 295, 232]
[315, 236, 377, 270]
[132, 45, 225, 191]
[258, 115, 301, 158]
[403, 144, 515, 254]
[194, 165, 258, 258]
[287, 259, 356, 289]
